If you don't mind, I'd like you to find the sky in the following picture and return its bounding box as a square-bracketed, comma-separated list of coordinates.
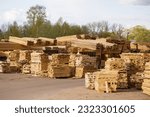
[0, 0, 150, 28]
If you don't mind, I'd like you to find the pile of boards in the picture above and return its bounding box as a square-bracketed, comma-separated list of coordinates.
[48, 54, 73, 78]
[142, 62, 150, 96]
[75, 54, 97, 78]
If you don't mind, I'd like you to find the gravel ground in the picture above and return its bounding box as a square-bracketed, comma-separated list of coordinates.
[0, 73, 150, 100]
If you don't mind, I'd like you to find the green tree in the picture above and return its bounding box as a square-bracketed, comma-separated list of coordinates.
[26, 5, 47, 37]
[128, 25, 150, 42]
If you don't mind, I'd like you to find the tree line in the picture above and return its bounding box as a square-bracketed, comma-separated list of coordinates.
[0, 5, 150, 42]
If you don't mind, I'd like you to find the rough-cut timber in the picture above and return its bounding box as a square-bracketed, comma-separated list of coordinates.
[9, 36, 34, 46]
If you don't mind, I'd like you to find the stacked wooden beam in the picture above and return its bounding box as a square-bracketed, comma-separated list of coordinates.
[9, 36, 34, 46]
[69, 54, 76, 67]
[30, 52, 48, 75]
[38, 37, 55, 46]
[0, 61, 10, 73]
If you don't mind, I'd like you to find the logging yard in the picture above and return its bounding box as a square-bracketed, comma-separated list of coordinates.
[0, 35, 150, 100]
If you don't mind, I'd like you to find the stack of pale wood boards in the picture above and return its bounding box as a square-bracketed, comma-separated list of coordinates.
[48, 54, 73, 78]
[94, 70, 118, 93]
[75, 54, 97, 78]
[9, 36, 55, 47]
[8, 50, 21, 72]
[120, 53, 145, 74]
[142, 62, 150, 96]
[105, 58, 129, 89]
[30, 52, 48, 76]
[0, 61, 10, 73]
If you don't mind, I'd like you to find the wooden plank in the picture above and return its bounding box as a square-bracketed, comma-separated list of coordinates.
[9, 36, 34, 46]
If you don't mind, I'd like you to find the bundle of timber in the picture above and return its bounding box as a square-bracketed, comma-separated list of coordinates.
[142, 78, 150, 96]
[130, 72, 144, 90]
[9, 36, 34, 46]
[30, 52, 48, 75]
[105, 58, 125, 70]
[50, 54, 70, 66]
[94, 70, 117, 93]
[75, 54, 96, 67]
[120, 53, 145, 73]
[0, 61, 10, 73]
[22, 64, 31, 74]
[77, 34, 96, 40]
[48, 65, 72, 78]
[75, 66, 97, 78]
[85, 72, 97, 90]
[19, 50, 31, 62]
[143, 62, 150, 78]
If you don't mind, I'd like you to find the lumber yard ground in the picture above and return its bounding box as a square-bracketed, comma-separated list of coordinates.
[0, 73, 150, 100]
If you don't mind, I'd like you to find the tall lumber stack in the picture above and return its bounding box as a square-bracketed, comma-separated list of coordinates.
[48, 54, 73, 78]
[8, 50, 21, 72]
[31, 52, 48, 76]
[94, 70, 118, 93]
[75, 54, 97, 78]
[105, 58, 129, 89]
[142, 62, 150, 96]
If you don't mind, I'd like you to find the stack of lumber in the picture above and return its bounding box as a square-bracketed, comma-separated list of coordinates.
[120, 53, 145, 73]
[9, 36, 34, 46]
[0, 42, 28, 51]
[105, 58, 125, 70]
[50, 54, 70, 66]
[48, 53, 74, 78]
[19, 50, 31, 62]
[48, 65, 72, 78]
[104, 58, 128, 89]
[94, 70, 117, 93]
[142, 62, 150, 95]
[31, 52, 48, 75]
[75, 66, 97, 78]
[75, 54, 97, 78]
[0, 61, 10, 73]
[22, 64, 31, 74]
[130, 72, 144, 89]
[7, 50, 21, 72]
[85, 72, 97, 90]
[75, 54, 96, 67]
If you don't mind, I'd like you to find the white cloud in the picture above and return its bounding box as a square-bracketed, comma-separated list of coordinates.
[119, 0, 150, 5]
[0, 9, 26, 25]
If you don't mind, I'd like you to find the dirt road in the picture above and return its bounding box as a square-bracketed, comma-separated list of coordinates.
[0, 73, 150, 100]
